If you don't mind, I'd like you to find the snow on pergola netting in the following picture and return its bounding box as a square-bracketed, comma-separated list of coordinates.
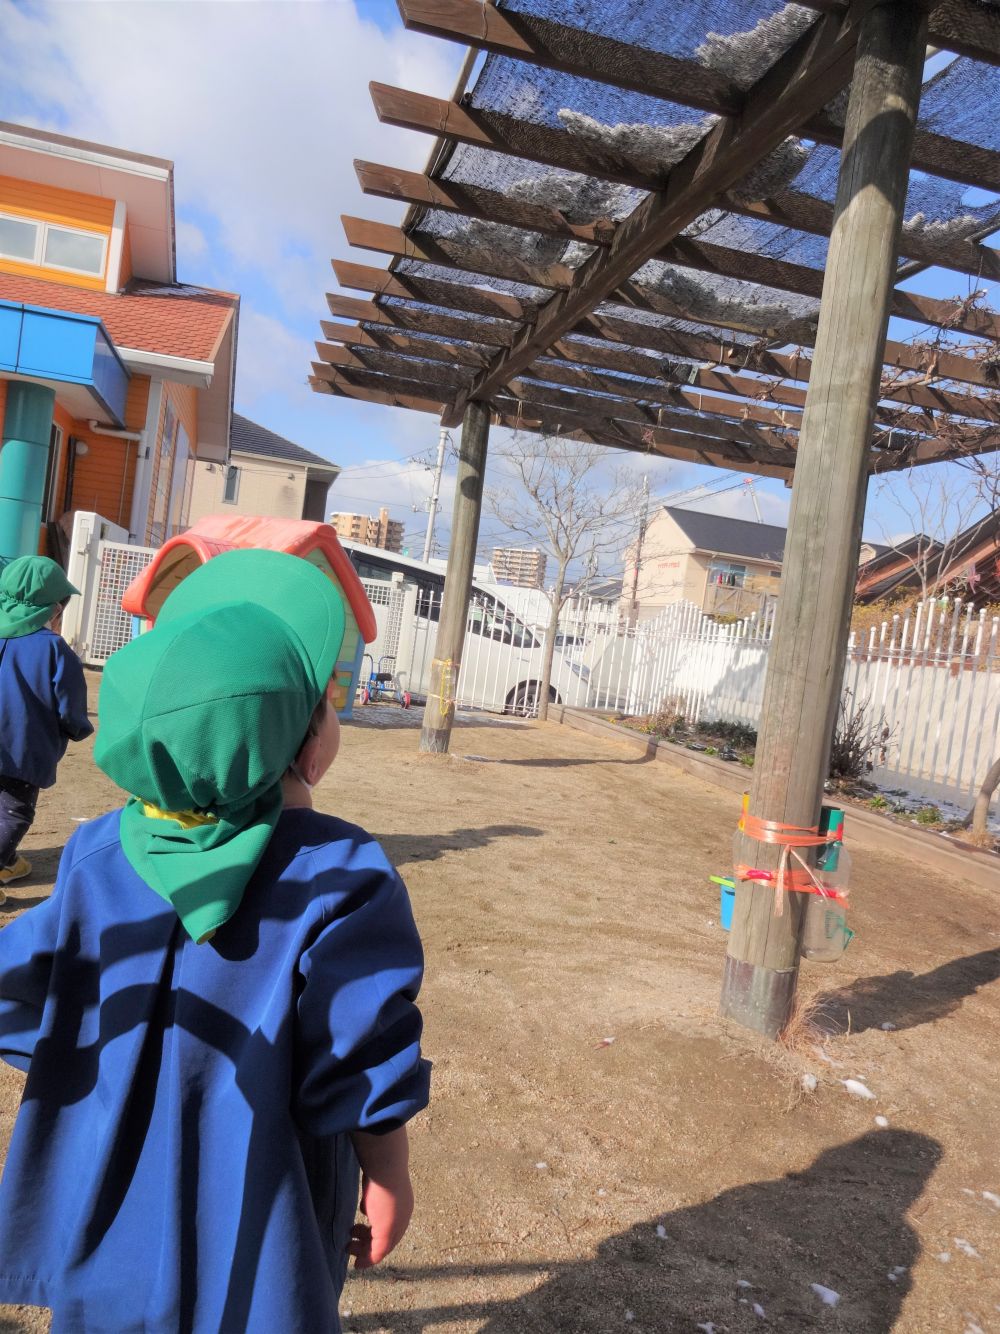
[317, 0, 1000, 469]
[396, 0, 1000, 362]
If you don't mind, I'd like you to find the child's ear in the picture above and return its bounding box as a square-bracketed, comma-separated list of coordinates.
[297, 733, 323, 787]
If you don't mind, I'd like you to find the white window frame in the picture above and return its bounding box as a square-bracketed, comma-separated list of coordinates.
[0, 211, 107, 278]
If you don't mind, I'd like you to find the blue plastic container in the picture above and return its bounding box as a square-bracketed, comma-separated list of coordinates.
[711, 876, 735, 930]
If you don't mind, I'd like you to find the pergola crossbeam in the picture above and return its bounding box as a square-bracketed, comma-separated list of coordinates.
[398, 0, 1000, 191]
[342, 214, 1000, 342]
[367, 88, 1000, 283]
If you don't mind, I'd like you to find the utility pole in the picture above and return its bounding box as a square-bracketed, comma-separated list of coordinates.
[745, 478, 763, 524]
[720, 0, 928, 1038]
[628, 474, 650, 619]
[422, 426, 449, 564]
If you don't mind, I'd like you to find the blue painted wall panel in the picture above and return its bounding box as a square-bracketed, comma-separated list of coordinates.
[18, 308, 99, 385]
[0, 302, 128, 426]
[92, 324, 129, 425]
[0, 301, 22, 373]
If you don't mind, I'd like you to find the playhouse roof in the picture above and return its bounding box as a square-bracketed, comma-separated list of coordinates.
[121, 515, 378, 643]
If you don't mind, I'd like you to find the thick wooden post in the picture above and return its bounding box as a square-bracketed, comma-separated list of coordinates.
[720, 0, 928, 1037]
[419, 400, 489, 753]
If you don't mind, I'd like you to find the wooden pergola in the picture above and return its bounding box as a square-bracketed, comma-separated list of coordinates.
[309, 0, 1000, 1037]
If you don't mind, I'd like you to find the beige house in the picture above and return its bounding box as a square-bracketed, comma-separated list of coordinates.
[624, 506, 787, 621]
[188, 414, 340, 526]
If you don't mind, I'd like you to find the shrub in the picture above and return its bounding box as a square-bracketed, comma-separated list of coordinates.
[915, 805, 943, 825]
[828, 692, 895, 782]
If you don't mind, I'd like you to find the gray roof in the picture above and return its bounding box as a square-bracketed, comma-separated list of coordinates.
[664, 505, 785, 564]
[230, 414, 339, 472]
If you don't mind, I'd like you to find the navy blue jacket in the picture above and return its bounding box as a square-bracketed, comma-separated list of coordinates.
[0, 807, 430, 1332]
[0, 628, 93, 787]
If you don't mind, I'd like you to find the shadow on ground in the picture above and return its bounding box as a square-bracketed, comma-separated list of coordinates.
[349, 1130, 940, 1333]
[816, 947, 1000, 1035]
[460, 749, 654, 768]
[377, 825, 544, 867]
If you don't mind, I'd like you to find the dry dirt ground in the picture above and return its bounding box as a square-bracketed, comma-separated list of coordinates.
[1, 678, 999, 1333]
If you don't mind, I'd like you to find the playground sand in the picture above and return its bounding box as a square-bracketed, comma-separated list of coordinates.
[1, 679, 998, 1332]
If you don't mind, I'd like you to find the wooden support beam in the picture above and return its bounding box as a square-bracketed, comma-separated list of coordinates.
[330, 253, 1000, 393]
[312, 362, 799, 467]
[397, 0, 742, 112]
[319, 322, 490, 368]
[367, 89, 1000, 282]
[720, 0, 928, 1038]
[342, 213, 1000, 341]
[731, 188, 1000, 286]
[321, 294, 1000, 424]
[398, 0, 1000, 189]
[310, 361, 447, 413]
[316, 340, 473, 390]
[800, 0, 1000, 64]
[316, 322, 1000, 455]
[326, 294, 518, 345]
[331, 259, 537, 321]
[419, 400, 490, 754]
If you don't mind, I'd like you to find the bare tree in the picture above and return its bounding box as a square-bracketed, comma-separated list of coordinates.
[867, 463, 999, 602]
[487, 432, 646, 721]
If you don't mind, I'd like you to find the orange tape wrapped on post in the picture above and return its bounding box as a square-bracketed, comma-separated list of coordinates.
[735, 812, 847, 917]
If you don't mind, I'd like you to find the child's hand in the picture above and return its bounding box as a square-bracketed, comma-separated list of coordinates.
[349, 1171, 414, 1269]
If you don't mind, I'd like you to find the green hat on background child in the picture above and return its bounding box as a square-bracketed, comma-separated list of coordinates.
[94, 549, 346, 944]
[0, 555, 79, 639]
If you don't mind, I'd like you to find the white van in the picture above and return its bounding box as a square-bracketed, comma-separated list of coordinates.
[342, 541, 631, 716]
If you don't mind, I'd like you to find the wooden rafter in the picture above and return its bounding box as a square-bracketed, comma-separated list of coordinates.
[368, 87, 1000, 283]
[328, 263, 1000, 396]
[322, 293, 1000, 423]
[313, 333, 1000, 460]
[341, 214, 1000, 342]
[398, 0, 1000, 191]
[310, 363, 802, 474]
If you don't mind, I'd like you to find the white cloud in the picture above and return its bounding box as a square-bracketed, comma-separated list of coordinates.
[0, 1, 459, 290]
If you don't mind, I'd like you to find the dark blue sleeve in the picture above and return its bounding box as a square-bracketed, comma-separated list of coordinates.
[51, 639, 94, 742]
[0, 882, 63, 1073]
[294, 850, 430, 1137]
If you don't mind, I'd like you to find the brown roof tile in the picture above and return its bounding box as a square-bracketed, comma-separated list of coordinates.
[0, 272, 237, 363]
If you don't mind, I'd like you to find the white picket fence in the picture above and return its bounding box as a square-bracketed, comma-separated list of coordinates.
[62, 510, 999, 814]
[621, 596, 1000, 810]
[363, 581, 999, 811]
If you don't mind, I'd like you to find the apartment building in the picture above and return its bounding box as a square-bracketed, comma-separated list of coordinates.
[492, 546, 547, 589]
[330, 505, 403, 553]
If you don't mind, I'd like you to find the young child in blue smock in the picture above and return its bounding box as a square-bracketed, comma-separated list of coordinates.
[0, 549, 430, 1333]
[0, 555, 93, 890]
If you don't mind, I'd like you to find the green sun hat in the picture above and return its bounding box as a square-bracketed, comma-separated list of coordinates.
[0, 555, 79, 639]
[94, 550, 346, 943]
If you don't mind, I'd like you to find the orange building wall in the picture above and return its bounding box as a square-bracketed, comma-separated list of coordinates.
[65, 375, 150, 529]
[0, 175, 115, 293]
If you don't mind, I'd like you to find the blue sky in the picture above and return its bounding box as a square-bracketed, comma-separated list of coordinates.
[0, 1, 995, 567]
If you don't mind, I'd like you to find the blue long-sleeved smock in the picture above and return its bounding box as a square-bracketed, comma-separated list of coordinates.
[0, 628, 93, 787]
[0, 806, 430, 1332]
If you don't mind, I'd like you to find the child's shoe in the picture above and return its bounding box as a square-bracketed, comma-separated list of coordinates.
[0, 855, 31, 885]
